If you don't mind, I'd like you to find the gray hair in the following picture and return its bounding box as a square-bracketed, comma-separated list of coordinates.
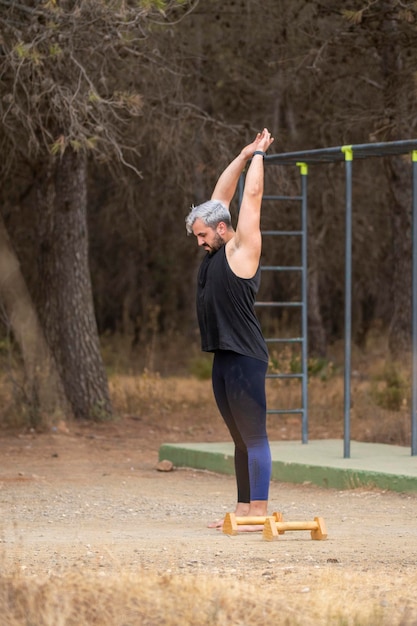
[185, 200, 232, 235]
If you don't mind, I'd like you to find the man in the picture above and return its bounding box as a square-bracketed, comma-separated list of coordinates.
[185, 128, 274, 530]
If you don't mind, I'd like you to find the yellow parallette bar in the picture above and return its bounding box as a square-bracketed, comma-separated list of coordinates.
[276, 520, 318, 532]
[234, 516, 269, 525]
[222, 511, 284, 535]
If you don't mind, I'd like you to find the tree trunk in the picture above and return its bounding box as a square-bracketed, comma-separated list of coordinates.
[375, 5, 412, 356]
[0, 214, 70, 424]
[35, 150, 112, 420]
[308, 263, 327, 358]
[307, 191, 327, 359]
[386, 156, 412, 357]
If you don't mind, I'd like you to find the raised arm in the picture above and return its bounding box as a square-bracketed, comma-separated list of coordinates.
[211, 131, 272, 208]
[226, 128, 274, 278]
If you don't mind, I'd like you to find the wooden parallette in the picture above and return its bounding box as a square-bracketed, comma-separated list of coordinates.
[222, 511, 327, 541]
[262, 515, 327, 541]
[222, 511, 284, 536]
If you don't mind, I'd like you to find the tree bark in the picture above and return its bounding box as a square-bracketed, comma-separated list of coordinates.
[375, 4, 412, 356]
[386, 156, 412, 357]
[35, 150, 112, 420]
[308, 263, 327, 358]
[0, 214, 70, 424]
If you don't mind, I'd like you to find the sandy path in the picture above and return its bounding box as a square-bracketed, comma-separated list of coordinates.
[1, 426, 417, 622]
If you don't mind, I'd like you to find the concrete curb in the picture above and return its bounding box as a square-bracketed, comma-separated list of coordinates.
[159, 439, 417, 493]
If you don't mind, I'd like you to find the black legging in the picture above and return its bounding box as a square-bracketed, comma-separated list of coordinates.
[212, 350, 271, 503]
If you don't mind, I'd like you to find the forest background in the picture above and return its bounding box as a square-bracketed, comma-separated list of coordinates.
[0, 0, 416, 440]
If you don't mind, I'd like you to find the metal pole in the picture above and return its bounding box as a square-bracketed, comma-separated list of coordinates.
[342, 146, 353, 459]
[297, 162, 309, 444]
[412, 152, 417, 455]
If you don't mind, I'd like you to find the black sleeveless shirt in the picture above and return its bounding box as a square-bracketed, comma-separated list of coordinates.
[196, 246, 268, 363]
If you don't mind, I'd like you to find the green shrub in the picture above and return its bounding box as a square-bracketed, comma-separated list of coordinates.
[371, 363, 409, 411]
[188, 354, 213, 380]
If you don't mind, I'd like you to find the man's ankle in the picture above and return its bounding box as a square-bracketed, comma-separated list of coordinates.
[235, 503, 250, 516]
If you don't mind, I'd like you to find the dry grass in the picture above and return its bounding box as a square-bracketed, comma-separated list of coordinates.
[1, 567, 416, 626]
[0, 329, 413, 445]
[109, 371, 215, 417]
[101, 327, 414, 446]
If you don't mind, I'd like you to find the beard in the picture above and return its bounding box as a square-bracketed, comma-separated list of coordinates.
[206, 232, 226, 254]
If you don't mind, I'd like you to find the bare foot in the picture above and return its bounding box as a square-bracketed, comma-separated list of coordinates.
[207, 518, 224, 529]
[236, 524, 264, 533]
[207, 504, 250, 529]
[208, 519, 263, 532]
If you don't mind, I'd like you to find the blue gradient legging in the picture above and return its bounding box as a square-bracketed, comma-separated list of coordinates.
[212, 351, 271, 503]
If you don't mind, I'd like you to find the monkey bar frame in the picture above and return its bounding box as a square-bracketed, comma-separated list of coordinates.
[261, 139, 417, 458]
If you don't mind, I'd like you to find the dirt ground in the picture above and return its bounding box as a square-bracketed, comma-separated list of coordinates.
[2, 415, 417, 621]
